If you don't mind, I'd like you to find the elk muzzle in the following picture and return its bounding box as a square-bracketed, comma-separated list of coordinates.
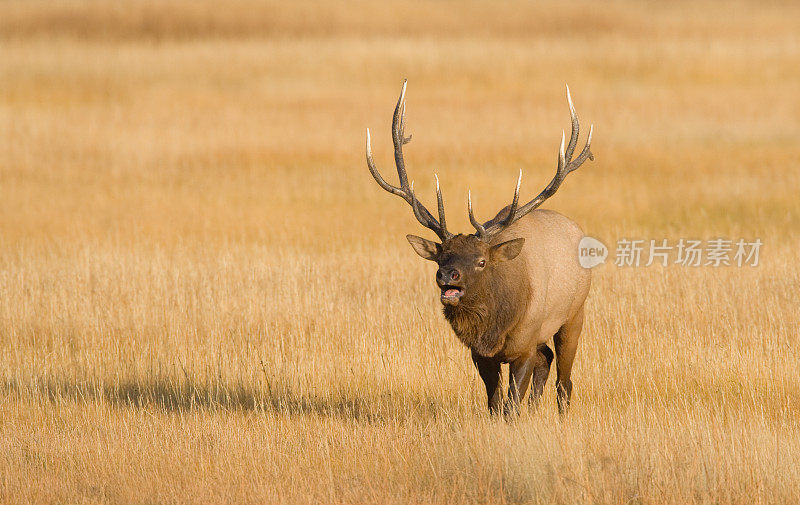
[437, 267, 464, 305]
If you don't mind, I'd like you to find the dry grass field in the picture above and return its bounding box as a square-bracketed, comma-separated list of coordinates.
[2, 1, 800, 503]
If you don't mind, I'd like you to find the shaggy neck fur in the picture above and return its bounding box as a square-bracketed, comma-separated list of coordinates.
[442, 266, 527, 357]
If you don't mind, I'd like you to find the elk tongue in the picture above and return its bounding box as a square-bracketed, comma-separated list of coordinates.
[444, 289, 460, 297]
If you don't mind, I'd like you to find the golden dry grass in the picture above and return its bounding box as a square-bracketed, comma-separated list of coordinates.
[2, 1, 800, 503]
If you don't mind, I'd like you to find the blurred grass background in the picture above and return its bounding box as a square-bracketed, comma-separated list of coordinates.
[1, 1, 799, 503]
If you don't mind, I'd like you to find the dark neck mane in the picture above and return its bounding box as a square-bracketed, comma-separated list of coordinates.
[442, 267, 528, 357]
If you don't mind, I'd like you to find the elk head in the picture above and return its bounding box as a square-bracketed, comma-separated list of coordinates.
[366, 80, 593, 307]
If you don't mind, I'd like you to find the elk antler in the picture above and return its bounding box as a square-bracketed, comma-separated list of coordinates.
[366, 80, 453, 241]
[469, 85, 594, 242]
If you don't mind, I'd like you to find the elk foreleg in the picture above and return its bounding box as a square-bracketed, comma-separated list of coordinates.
[507, 354, 537, 416]
[471, 351, 503, 414]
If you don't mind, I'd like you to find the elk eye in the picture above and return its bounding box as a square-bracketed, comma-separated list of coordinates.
[478, 259, 486, 268]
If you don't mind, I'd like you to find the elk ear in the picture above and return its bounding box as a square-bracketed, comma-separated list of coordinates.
[490, 238, 525, 262]
[406, 235, 441, 261]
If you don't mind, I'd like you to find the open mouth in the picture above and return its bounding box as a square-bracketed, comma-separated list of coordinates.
[440, 286, 464, 305]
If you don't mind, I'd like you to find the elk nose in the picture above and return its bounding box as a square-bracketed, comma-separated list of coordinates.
[436, 267, 460, 284]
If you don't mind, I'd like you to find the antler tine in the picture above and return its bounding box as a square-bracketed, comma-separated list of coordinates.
[564, 85, 580, 162]
[566, 124, 594, 173]
[468, 190, 487, 238]
[365, 80, 453, 241]
[506, 169, 522, 220]
[434, 174, 448, 233]
[484, 169, 523, 232]
[392, 79, 411, 188]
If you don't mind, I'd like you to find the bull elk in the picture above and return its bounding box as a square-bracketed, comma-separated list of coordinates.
[366, 81, 594, 415]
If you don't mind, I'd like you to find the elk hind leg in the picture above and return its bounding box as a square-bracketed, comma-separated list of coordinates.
[528, 344, 554, 408]
[554, 307, 584, 415]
